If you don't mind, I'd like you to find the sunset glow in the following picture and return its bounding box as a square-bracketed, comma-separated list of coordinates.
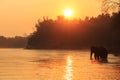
[0, 0, 101, 37]
[64, 9, 73, 18]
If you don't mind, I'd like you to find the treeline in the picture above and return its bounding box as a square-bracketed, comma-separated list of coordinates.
[27, 12, 120, 52]
[0, 36, 27, 48]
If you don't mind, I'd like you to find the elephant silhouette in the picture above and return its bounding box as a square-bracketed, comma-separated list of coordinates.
[90, 46, 108, 62]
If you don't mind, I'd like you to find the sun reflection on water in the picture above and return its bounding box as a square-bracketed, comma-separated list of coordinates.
[64, 56, 73, 80]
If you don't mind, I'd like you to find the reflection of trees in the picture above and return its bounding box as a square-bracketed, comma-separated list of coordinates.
[27, 12, 120, 53]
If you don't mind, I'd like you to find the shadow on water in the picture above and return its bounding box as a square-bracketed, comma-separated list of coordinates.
[32, 59, 52, 63]
[29, 52, 68, 70]
[91, 57, 120, 68]
[107, 58, 120, 67]
[106, 62, 120, 66]
[91, 60, 108, 64]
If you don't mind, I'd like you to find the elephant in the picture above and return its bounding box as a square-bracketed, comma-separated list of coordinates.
[90, 46, 108, 62]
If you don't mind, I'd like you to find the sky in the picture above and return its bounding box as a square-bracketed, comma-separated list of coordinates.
[0, 0, 102, 37]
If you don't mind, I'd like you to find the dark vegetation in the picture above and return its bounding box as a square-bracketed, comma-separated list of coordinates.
[0, 36, 27, 48]
[26, 12, 120, 55]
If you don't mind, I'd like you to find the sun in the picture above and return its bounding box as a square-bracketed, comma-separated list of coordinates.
[64, 9, 73, 18]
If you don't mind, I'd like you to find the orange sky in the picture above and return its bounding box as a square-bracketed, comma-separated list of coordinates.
[0, 0, 101, 37]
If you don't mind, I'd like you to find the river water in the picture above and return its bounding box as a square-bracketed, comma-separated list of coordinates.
[0, 49, 120, 80]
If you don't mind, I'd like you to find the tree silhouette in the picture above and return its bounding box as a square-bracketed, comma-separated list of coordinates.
[0, 36, 27, 48]
[27, 12, 120, 54]
[101, 0, 120, 13]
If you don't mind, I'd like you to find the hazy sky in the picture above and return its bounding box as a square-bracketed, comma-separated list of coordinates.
[0, 0, 102, 37]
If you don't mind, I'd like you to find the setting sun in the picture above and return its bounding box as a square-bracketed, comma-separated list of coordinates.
[64, 9, 73, 18]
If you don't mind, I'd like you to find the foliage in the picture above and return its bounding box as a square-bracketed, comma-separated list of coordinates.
[27, 12, 120, 53]
[0, 36, 27, 48]
[101, 0, 120, 13]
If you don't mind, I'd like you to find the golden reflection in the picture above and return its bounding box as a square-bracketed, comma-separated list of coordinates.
[64, 56, 73, 80]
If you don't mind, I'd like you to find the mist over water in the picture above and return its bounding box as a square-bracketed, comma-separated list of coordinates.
[0, 49, 120, 80]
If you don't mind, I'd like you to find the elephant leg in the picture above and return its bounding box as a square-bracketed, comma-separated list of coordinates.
[98, 55, 100, 61]
[96, 55, 99, 61]
[94, 54, 96, 60]
[99, 56, 103, 62]
[104, 53, 108, 62]
[94, 53, 98, 60]
[100, 53, 108, 62]
[94, 54, 99, 61]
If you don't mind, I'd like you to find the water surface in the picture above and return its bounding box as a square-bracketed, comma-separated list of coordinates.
[0, 49, 120, 80]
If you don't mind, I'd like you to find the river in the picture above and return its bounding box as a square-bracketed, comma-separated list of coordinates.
[0, 49, 120, 80]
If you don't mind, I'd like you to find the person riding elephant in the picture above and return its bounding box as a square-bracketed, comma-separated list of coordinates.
[90, 46, 108, 62]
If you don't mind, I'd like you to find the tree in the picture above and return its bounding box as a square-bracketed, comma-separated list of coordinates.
[101, 0, 120, 13]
